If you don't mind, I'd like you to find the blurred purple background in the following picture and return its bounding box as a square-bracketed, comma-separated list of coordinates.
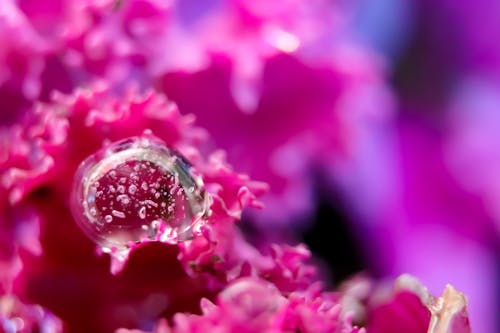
[300, 1, 500, 332]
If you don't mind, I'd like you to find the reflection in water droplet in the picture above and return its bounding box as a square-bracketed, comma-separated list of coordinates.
[70, 135, 211, 251]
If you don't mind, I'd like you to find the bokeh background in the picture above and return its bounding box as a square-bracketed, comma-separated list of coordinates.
[291, 1, 500, 332]
[1, 0, 499, 332]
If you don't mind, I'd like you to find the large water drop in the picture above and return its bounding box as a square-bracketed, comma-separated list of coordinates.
[70, 135, 211, 250]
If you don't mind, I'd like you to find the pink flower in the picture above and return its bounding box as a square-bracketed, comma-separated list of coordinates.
[341, 275, 471, 333]
[2, 85, 218, 331]
[0, 85, 322, 331]
[118, 277, 363, 333]
[0, 1, 476, 332]
[0, 83, 471, 332]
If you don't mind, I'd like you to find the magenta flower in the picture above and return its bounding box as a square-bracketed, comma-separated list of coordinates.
[0, 83, 472, 332]
[0, 1, 477, 332]
[337, 274, 473, 333]
[0, 84, 325, 331]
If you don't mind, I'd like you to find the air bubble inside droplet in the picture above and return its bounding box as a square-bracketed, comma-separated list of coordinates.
[112, 210, 125, 219]
[116, 194, 130, 205]
[70, 135, 211, 251]
[144, 199, 158, 208]
[128, 184, 137, 195]
[138, 206, 146, 219]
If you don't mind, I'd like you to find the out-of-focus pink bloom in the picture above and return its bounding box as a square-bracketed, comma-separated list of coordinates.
[117, 275, 471, 333]
[0, 295, 63, 333]
[117, 277, 364, 333]
[161, 0, 395, 227]
[161, 51, 394, 227]
[0, 0, 206, 125]
[419, 0, 500, 77]
[334, 113, 497, 332]
[341, 275, 471, 333]
[0, 0, 50, 125]
[182, 0, 351, 111]
[445, 77, 500, 238]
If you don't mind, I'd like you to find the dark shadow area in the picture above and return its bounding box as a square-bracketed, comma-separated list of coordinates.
[301, 189, 368, 286]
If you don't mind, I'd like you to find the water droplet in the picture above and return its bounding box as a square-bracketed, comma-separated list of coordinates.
[70, 135, 211, 250]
